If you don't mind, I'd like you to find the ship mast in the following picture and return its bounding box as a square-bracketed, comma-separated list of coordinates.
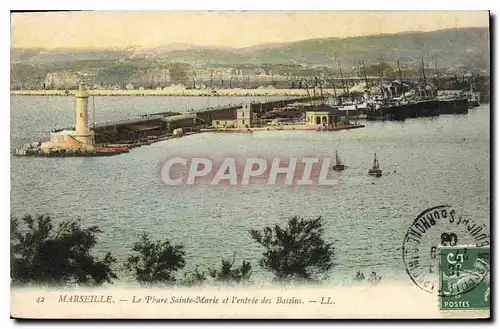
[318, 76, 324, 98]
[92, 93, 96, 130]
[344, 68, 350, 95]
[305, 78, 311, 100]
[361, 60, 369, 90]
[435, 60, 440, 92]
[192, 68, 197, 89]
[420, 58, 428, 98]
[329, 62, 338, 101]
[229, 70, 234, 89]
[332, 78, 337, 99]
[338, 61, 347, 95]
[421, 58, 427, 85]
[379, 56, 385, 101]
[397, 60, 404, 98]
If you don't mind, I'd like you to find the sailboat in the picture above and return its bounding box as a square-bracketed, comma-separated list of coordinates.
[368, 153, 382, 177]
[332, 149, 346, 171]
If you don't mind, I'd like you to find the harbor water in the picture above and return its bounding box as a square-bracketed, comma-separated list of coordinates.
[10, 96, 490, 285]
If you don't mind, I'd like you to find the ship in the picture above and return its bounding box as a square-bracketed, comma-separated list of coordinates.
[364, 58, 468, 121]
[366, 98, 442, 121]
[332, 149, 346, 171]
[368, 153, 382, 177]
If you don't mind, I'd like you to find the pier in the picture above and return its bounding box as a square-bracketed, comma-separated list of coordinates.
[13, 87, 474, 158]
[91, 96, 326, 143]
[14, 94, 331, 157]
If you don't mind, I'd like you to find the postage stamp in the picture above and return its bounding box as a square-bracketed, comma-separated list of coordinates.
[9, 10, 491, 320]
[438, 246, 490, 310]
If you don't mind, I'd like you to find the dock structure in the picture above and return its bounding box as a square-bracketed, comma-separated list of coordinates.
[14, 96, 328, 157]
[66, 96, 327, 144]
[13, 91, 472, 158]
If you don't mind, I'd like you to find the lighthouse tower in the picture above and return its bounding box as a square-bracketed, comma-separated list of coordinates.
[74, 82, 95, 147]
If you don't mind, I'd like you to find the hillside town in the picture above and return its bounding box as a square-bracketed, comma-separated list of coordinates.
[10, 61, 490, 98]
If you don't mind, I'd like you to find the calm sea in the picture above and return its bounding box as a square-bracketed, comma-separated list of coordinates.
[10, 95, 491, 285]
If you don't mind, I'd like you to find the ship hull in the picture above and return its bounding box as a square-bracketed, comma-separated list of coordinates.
[368, 170, 382, 177]
[333, 165, 345, 171]
[365, 98, 468, 121]
[439, 98, 469, 114]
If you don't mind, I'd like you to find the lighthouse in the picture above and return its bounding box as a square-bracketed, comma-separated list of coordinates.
[74, 82, 95, 147]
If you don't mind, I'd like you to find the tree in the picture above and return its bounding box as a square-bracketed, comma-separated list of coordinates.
[181, 266, 208, 287]
[124, 233, 185, 286]
[249, 216, 334, 282]
[208, 255, 252, 284]
[180, 255, 252, 286]
[10, 215, 117, 286]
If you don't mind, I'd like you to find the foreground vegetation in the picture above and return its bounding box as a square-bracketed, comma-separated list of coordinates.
[11, 214, 379, 287]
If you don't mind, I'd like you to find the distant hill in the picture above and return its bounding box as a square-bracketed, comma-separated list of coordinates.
[10, 48, 128, 65]
[11, 27, 490, 69]
[161, 27, 489, 69]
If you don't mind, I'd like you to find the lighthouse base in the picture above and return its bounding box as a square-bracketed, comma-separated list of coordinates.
[74, 134, 95, 147]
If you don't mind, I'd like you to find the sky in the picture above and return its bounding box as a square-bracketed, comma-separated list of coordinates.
[11, 11, 489, 49]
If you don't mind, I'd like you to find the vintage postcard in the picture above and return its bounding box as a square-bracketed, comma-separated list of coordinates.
[10, 10, 491, 319]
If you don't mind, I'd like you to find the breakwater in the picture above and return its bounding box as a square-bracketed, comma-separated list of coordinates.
[10, 88, 335, 97]
[13, 96, 325, 157]
[14, 133, 197, 157]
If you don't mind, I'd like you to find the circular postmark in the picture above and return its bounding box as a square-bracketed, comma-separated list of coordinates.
[402, 205, 490, 296]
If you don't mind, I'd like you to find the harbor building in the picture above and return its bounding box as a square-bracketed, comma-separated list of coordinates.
[211, 103, 253, 129]
[41, 82, 95, 152]
[207, 102, 356, 132]
[212, 119, 236, 128]
[236, 103, 253, 128]
[305, 105, 340, 129]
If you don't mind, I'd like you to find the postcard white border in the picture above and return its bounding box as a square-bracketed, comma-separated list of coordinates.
[4, 1, 496, 328]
